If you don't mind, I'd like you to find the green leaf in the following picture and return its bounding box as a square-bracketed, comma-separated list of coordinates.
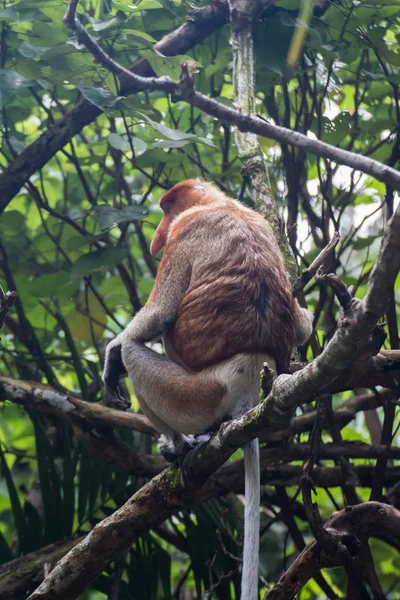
[124, 29, 156, 48]
[18, 41, 49, 59]
[141, 49, 188, 80]
[0, 445, 31, 553]
[32, 22, 68, 45]
[0, 529, 13, 563]
[63, 422, 75, 537]
[153, 541, 172, 600]
[94, 205, 149, 232]
[31, 414, 64, 544]
[108, 133, 131, 152]
[108, 132, 147, 154]
[90, 10, 127, 31]
[352, 236, 375, 250]
[139, 113, 214, 147]
[153, 138, 192, 148]
[30, 272, 71, 298]
[133, 0, 163, 10]
[24, 501, 43, 550]
[0, 69, 33, 108]
[77, 82, 120, 113]
[70, 247, 130, 280]
[0, 8, 19, 21]
[139, 113, 215, 147]
[66, 234, 104, 251]
[1, 210, 26, 231]
[139, 112, 194, 141]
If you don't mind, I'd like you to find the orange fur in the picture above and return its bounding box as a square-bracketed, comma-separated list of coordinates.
[151, 180, 297, 374]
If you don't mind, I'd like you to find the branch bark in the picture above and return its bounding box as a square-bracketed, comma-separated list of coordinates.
[266, 502, 400, 599]
[4, 464, 399, 599]
[0, 377, 164, 476]
[229, 0, 283, 235]
[26, 189, 399, 598]
[0, 538, 82, 600]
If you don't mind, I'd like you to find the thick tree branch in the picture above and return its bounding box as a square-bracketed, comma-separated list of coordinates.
[364, 201, 400, 316]
[26, 187, 400, 598]
[0, 538, 82, 600]
[229, 0, 284, 246]
[4, 463, 399, 600]
[0, 376, 155, 435]
[0, 377, 164, 476]
[266, 502, 400, 599]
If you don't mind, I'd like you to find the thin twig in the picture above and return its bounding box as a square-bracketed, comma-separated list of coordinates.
[292, 232, 340, 296]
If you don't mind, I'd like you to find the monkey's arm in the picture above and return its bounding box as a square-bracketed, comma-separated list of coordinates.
[294, 301, 314, 345]
[103, 237, 192, 408]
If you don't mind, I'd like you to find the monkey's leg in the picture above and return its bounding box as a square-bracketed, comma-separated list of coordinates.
[121, 338, 235, 461]
[135, 391, 197, 461]
[122, 338, 226, 434]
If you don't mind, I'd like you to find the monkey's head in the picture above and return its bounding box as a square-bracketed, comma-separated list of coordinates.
[150, 179, 224, 256]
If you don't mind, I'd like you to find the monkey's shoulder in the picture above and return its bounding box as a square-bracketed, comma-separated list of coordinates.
[168, 202, 271, 246]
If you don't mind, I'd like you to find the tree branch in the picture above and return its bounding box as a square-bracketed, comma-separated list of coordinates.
[266, 502, 400, 599]
[0, 377, 164, 476]
[21, 203, 400, 596]
[0, 285, 18, 330]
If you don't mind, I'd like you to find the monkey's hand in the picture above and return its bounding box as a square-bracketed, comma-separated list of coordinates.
[103, 338, 130, 411]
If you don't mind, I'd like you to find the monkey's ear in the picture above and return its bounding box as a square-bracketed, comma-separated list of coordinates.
[193, 185, 205, 194]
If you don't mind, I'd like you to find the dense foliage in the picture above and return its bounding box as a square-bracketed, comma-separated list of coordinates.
[0, 0, 399, 598]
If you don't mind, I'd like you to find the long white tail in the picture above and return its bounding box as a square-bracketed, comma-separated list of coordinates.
[241, 437, 260, 600]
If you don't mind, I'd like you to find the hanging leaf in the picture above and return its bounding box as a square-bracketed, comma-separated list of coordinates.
[18, 41, 49, 59]
[141, 49, 195, 80]
[0, 69, 33, 107]
[77, 82, 120, 113]
[0, 445, 32, 553]
[108, 133, 131, 152]
[139, 113, 215, 147]
[31, 414, 64, 544]
[94, 205, 149, 232]
[90, 10, 127, 31]
[66, 234, 104, 251]
[0, 8, 19, 21]
[132, 0, 163, 10]
[70, 247, 129, 280]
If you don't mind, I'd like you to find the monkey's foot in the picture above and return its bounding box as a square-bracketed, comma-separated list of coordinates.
[195, 432, 212, 444]
[104, 384, 131, 411]
[158, 434, 197, 462]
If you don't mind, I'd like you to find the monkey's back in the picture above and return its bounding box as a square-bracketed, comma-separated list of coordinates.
[166, 201, 296, 374]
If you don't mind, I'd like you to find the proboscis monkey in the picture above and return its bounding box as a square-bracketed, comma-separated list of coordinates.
[103, 180, 313, 600]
